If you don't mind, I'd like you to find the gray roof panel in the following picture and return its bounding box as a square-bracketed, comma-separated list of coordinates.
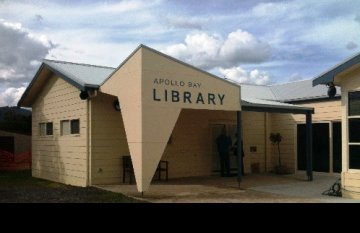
[44, 59, 115, 87]
[270, 79, 341, 102]
[41, 60, 338, 104]
[242, 97, 313, 112]
[33, 54, 332, 113]
[240, 84, 277, 101]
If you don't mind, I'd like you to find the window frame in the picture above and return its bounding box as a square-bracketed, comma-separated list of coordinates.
[348, 91, 360, 171]
[39, 122, 53, 136]
[61, 119, 80, 136]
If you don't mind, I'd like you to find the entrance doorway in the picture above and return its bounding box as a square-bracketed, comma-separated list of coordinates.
[211, 124, 238, 173]
[297, 122, 341, 173]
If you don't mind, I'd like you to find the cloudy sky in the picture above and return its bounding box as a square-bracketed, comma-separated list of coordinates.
[1, 0, 360, 106]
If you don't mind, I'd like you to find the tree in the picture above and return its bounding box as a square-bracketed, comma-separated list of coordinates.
[270, 133, 282, 168]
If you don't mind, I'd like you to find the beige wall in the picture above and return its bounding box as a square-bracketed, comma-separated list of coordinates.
[90, 99, 344, 182]
[336, 66, 360, 194]
[242, 112, 268, 173]
[101, 46, 241, 192]
[90, 92, 130, 185]
[0, 130, 31, 155]
[31, 74, 88, 186]
[268, 113, 297, 172]
[161, 110, 267, 178]
[142, 48, 241, 112]
[90, 108, 268, 182]
[292, 100, 341, 122]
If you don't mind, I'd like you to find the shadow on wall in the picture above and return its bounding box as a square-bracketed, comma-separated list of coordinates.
[33, 76, 75, 186]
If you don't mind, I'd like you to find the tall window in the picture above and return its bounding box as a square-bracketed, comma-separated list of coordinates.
[348, 91, 360, 169]
[39, 122, 53, 136]
[61, 119, 80, 135]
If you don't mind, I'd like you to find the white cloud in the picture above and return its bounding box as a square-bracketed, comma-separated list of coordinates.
[0, 18, 55, 106]
[220, 29, 271, 65]
[0, 19, 54, 89]
[219, 67, 270, 85]
[0, 87, 26, 106]
[163, 29, 271, 69]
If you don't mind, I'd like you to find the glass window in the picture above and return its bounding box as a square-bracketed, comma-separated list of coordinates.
[349, 91, 360, 170]
[39, 123, 46, 136]
[71, 119, 80, 134]
[39, 122, 53, 136]
[349, 118, 360, 142]
[46, 122, 53, 135]
[61, 119, 79, 135]
[349, 91, 360, 116]
[349, 145, 360, 169]
[61, 120, 70, 135]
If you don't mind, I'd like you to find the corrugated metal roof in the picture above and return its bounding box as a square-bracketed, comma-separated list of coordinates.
[43, 59, 335, 105]
[240, 84, 277, 101]
[37, 60, 324, 112]
[42, 59, 339, 104]
[270, 79, 341, 102]
[242, 97, 313, 111]
[44, 59, 115, 87]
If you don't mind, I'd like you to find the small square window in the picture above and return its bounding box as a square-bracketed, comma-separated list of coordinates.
[39, 122, 53, 136]
[71, 119, 80, 134]
[46, 122, 53, 135]
[61, 119, 79, 135]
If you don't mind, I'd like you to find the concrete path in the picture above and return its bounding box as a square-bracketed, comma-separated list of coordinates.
[95, 173, 360, 203]
[249, 173, 359, 203]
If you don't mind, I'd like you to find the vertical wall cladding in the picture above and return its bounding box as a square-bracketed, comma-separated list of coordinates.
[268, 113, 297, 172]
[292, 100, 341, 122]
[161, 109, 215, 178]
[160, 110, 267, 178]
[90, 92, 129, 185]
[242, 112, 266, 173]
[31, 75, 88, 186]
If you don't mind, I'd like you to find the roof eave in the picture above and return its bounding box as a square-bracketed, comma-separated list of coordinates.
[84, 84, 100, 89]
[284, 95, 341, 103]
[312, 53, 360, 87]
[18, 62, 97, 107]
[242, 102, 314, 114]
[312, 71, 335, 86]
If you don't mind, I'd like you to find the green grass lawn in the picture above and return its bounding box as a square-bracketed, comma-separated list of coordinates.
[0, 170, 144, 203]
